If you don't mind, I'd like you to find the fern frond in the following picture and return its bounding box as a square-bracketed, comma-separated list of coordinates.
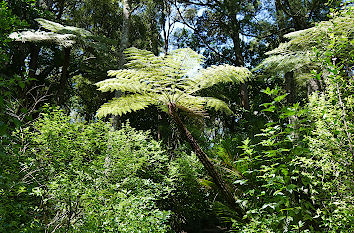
[96, 77, 149, 93]
[96, 94, 158, 117]
[202, 97, 233, 115]
[256, 52, 313, 74]
[35, 18, 92, 37]
[105, 69, 167, 90]
[9, 30, 76, 47]
[176, 94, 233, 115]
[9, 18, 94, 47]
[189, 65, 251, 93]
[175, 94, 205, 113]
[256, 12, 354, 74]
[124, 47, 163, 70]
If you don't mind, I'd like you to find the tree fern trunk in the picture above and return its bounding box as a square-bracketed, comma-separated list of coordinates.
[168, 103, 247, 220]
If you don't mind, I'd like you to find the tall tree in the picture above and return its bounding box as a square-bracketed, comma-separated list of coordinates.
[174, 0, 270, 111]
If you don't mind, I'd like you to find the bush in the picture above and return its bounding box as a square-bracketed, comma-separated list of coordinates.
[2, 107, 171, 232]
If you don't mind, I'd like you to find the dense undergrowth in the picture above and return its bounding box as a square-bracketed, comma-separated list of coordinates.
[0, 1, 353, 232]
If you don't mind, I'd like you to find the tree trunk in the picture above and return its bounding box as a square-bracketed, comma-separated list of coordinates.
[240, 82, 250, 110]
[112, 0, 131, 129]
[168, 103, 247, 220]
[28, 45, 40, 79]
[57, 0, 65, 20]
[232, 32, 250, 111]
[118, 0, 130, 68]
[285, 71, 296, 104]
[57, 47, 71, 105]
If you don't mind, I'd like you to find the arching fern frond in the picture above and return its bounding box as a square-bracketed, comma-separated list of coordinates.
[9, 18, 115, 55]
[9, 30, 76, 47]
[256, 52, 313, 74]
[96, 94, 158, 117]
[202, 97, 233, 115]
[35, 18, 92, 38]
[96, 76, 149, 93]
[188, 65, 252, 93]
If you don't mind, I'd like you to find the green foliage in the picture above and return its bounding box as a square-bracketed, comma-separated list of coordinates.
[0, 0, 27, 67]
[221, 8, 354, 230]
[96, 47, 251, 117]
[166, 152, 215, 231]
[256, 6, 354, 77]
[2, 108, 171, 232]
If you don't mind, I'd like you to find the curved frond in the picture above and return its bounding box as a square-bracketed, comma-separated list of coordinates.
[9, 18, 95, 47]
[189, 65, 252, 93]
[256, 52, 313, 74]
[124, 47, 163, 70]
[35, 18, 92, 37]
[96, 94, 158, 117]
[175, 94, 205, 114]
[9, 30, 76, 47]
[176, 94, 233, 116]
[96, 77, 149, 93]
[104, 69, 168, 90]
[202, 97, 233, 115]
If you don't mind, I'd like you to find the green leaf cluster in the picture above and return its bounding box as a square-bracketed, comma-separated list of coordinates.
[2, 108, 172, 232]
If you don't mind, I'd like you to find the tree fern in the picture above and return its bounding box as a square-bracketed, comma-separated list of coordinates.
[96, 47, 251, 117]
[96, 47, 252, 216]
[9, 18, 92, 47]
[256, 9, 354, 74]
[9, 18, 117, 55]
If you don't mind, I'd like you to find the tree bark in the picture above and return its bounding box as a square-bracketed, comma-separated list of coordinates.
[285, 71, 296, 104]
[57, 47, 71, 105]
[231, 30, 250, 111]
[57, 0, 65, 20]
[112, 0, 131, 129]
[168, 103, 247, 220]
[28, 45, 40, 79]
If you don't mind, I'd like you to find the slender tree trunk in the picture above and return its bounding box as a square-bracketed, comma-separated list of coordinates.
[231, 31, 250, 111]
[57, 0, 65, 20]
[118, 0, 130, 68]
[240, 83, 250, 110]
[285, 71, 296, 104]
[112, 0, 131, 129]
[58, 47, 71, 105]
[168, 103, 247, 220]
[28, 45, 40, 79]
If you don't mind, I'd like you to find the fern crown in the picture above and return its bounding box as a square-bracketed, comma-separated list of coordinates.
[255, 10, 353, 75]
[9, 18, 92, 47]
[96, 47, 252, 117]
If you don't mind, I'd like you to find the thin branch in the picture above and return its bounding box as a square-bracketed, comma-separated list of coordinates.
[174, 1, 237, 64]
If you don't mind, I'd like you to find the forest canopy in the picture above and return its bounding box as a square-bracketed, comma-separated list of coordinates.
[0, 0, 353, 232]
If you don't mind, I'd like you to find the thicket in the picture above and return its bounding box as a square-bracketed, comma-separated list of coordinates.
[0, 0, 353, 232]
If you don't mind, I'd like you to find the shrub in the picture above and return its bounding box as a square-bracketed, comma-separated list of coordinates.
[4, 107, 171, 232]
